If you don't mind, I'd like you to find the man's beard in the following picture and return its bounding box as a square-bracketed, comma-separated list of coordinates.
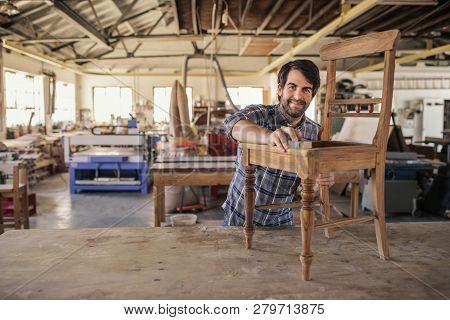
[281, 98, 309, 119]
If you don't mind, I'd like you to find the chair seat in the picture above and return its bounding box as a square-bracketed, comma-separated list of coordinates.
[0, 184, 26, 192]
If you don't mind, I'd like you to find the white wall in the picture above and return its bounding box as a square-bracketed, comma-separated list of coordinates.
[3, 49, 76, 83]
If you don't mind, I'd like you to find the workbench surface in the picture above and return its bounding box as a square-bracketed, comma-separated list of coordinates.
[0, 223, 449, 299]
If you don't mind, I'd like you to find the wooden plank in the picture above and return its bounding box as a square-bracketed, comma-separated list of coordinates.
[319, 29, 400, 60]
[240, 38, 282, 56]
[319, 158, 376, 172]
[329, 98, 382, 105]
[314, 216, 374, 229]
[153, 172, 234, 186]
[329, 112, 381, 118]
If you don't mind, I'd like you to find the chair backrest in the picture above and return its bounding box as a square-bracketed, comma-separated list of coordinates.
[13, 162, 28, 191]
[319, 30, 400, 155]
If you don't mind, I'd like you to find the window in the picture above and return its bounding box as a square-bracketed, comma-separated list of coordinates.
[227, 87, 263, 109]
[4, 70, 43, 127]
[305, 96, 317, 122]
[93, 87, 132, 123]
[153, 87, 193, 123]
[53, 81, 75, 122]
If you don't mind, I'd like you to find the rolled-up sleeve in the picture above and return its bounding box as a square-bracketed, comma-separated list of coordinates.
[223, 105, 268, 142]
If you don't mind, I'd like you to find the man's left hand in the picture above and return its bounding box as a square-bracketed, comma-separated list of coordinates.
[316, 172, 335, 188]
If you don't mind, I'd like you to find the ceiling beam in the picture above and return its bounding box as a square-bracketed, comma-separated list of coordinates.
[52, 0, 112, 50]
[354, 43, 450, 74]
[144, 11, 168, 35]
[333, 4, 387, 35]
[258, 0, 383, 75]
[110, 0, 136, 34]
[170, 0, 180, 36]
[2, 40, 85, 75]
[402, 1, 450, 33]
[345, 0, 437, 4]
[88, 0, 105, 34]
[108, 0, 138, 36]
[297, 0, 339, 34]
[361, 6, 423, 33]
[1, 3, 52, 27]
[405, 10, 450, 34]
[66, 52, 320, 63]
[255, 0, 285, 35]
[276, 0, 311, 36]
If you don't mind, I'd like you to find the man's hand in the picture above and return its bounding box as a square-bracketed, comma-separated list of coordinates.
[316, 172, 335, 188]
[269, 126, 303, 152]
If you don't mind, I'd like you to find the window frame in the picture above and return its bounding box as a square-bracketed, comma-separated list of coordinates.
[92, 86, 134, 123]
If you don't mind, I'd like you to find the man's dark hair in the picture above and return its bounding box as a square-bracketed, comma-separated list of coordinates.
[277, 59, 320, 100]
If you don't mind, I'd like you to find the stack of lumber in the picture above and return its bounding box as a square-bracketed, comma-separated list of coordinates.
[2, 134, 57, 184]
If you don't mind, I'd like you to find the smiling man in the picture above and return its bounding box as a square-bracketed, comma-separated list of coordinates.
[222, 59, 335, 226]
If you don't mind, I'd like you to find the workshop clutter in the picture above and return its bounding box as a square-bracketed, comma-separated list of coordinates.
[156, 139, 198, 158]
[208, 131, 238, 156]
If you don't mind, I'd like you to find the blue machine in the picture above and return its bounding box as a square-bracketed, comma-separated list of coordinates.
[64, 134, 149, 194]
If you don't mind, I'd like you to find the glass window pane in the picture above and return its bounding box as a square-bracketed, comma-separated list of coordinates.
[153, 87, 192, 123]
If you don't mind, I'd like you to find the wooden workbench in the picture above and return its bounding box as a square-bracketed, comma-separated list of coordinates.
[151, 156, 235, 227]
[0, 223, 449, 299]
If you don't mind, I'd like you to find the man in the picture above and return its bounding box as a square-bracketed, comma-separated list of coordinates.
[222, 59, 334, 226]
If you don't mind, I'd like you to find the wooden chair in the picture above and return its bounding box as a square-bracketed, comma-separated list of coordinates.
[0, 162, 30, 234]
[241, 29, 400, 280]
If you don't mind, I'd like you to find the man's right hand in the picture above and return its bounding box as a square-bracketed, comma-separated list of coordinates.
[269, 126, 303, 152]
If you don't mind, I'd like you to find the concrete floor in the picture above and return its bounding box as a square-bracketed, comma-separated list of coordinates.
[27, 173, 447, 229]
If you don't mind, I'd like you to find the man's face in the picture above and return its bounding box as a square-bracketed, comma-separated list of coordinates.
[277, 69, 314, 119]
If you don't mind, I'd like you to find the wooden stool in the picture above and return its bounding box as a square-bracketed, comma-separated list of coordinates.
[0, 163, 30, 234]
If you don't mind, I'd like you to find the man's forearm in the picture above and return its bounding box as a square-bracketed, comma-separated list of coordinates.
[231, 120, 272, 144]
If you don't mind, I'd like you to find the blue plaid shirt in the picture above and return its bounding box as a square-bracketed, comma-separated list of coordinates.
[222, 104, 320, 226]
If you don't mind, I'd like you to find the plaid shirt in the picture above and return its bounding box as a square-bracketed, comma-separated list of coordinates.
[222, 104, 320, 226]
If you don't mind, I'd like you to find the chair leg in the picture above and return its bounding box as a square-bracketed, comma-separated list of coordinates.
[320, 185, 335, 238]
[300, 178, 315, 281]
[244, 166, 255, 249]
[13, 189, 21, 229]
[371, 167, 389, 260]
[351, 182, 359, 218]
[21, 189, 30, 229]
[153, 185, 164, 227]
[0, 194, 4, 235]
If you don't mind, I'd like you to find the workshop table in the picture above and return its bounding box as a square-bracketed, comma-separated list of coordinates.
[0, 223, 449, 299]
[150, 156, 235, 227]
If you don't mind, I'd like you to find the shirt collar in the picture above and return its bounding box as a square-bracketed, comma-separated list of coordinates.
[275, 103, 306, 129]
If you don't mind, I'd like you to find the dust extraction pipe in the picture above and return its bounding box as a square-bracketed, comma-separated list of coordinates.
[182, 54, 239, 112]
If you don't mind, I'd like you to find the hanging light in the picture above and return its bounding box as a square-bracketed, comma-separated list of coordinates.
[0, 0, 20, 16]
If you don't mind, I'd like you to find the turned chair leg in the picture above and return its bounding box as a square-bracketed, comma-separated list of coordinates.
[0, 194, 4, 235]
[371, 167, 389, 260]
[351, 182, 360, 218]
[320, 185, 335, 238]
[244, 166, 255, 249]
[300, 178, 315, 281]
